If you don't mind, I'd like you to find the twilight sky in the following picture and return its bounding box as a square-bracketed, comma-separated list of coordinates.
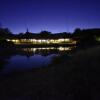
[0, 0, 100, 34]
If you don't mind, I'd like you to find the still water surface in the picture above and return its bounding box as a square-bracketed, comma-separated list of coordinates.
[0, 47, 74, 74]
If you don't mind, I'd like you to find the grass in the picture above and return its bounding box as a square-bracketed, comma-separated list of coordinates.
[0, 46, 100, 100]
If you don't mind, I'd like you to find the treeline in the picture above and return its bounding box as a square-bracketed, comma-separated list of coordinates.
[73, 28, 100, 46]
[0, 27, 100, 47]
[0, 28, 72, 39]
[0, 27, 100, 38]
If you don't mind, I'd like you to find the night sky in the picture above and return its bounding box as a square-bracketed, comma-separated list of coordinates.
[0, 0, 100, 34]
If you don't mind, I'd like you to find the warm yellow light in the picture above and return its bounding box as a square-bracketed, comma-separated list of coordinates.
[64, 47, 71, 50]
[32, 48, 36, 52]
[50, 39, 55, 42]
[31, 39, 36, 41]
[50, 47, 55, 49]
[37, 40, 42, 43]
[47, 41, 50, 43]
[42, 40, 46, 42]
[72, 41, 77, 44]
[64, 39, 70, 42]
[12, 39, 16, 42]
[58, 47, 71, 51]
[6, 38, 75, 45]
[58, 47, 65, 51]
[58, 39, 64, 42]
[6, 39, 10, 41]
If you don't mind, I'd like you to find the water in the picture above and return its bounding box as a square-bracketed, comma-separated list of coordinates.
[0, 47, 74, 74]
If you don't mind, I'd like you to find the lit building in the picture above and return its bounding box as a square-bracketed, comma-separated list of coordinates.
[6, 29, 77, 45]
[6, 38, 76, 45]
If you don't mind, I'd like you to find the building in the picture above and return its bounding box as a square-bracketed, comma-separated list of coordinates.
[6, 30, 77, 45]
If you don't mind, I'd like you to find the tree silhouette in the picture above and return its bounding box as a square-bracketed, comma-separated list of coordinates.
[39, 31, 51, 39]
[0, 28, 13, 38]
[73, 28, 100, 46]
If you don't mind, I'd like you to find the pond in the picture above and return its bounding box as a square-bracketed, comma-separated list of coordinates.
[0, 47, 75, 74]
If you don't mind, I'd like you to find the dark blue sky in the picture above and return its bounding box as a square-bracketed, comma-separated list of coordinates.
[0, 0, 100, 34]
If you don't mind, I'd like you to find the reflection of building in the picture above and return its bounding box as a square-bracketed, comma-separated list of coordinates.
[22, 47, 72, 52]
[20, 46, 75, 56]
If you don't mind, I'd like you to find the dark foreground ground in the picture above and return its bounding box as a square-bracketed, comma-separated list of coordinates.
[0, 46, 100, 100]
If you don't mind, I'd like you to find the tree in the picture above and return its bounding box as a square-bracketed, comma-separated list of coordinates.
[39, 31, 51, 39]
[73, 28, 82, 37]
[0, 28, 13, 38]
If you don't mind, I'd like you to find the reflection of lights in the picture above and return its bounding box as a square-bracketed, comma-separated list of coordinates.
[22, 46, 74, 53]
[58, 47, 71, 51]
[64, 47, 71, 50]
[58, 47, 65, 51]
[32, 48, 37, 52]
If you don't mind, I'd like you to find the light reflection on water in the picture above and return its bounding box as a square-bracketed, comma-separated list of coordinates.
[0, 47, 75, 74]
[22, 47, 72, 53]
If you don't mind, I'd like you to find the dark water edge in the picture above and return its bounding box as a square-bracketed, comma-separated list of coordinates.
[0, 46, 100, 99]
[0, 46, 76, 75]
